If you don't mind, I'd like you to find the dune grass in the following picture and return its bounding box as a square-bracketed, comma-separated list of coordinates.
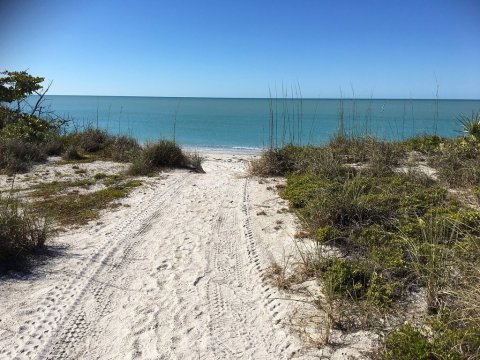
[0, 195, 47, 271]
[252, 118, 480, 358]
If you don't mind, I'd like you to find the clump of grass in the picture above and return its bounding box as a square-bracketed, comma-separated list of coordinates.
[62, 145, 84, 161]
[106, 135, 141, 162]
[401, 134, 447, 154]
[0, 138, 47, 174]
[249, 146, 297, 176]
[0, 195, 47, 271]
[75, 128, 113, 153]
[328, 134, 405, 173]
[188, 152, 206, 173]
[128, 140, 192, 175]
[430, 140, 480, 188]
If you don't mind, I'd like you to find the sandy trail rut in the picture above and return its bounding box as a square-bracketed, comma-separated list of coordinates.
[0, 156, 300, 360]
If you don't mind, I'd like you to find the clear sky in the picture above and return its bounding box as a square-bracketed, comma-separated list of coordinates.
[1, 0, 479, 98]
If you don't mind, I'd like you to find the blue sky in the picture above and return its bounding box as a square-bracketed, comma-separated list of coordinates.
[1, 0, 479, 98]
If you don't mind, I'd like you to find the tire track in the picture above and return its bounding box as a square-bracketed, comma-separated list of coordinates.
[10, 175, 190, 360]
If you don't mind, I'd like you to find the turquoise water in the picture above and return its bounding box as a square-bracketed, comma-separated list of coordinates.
[32, 96, 480, 150]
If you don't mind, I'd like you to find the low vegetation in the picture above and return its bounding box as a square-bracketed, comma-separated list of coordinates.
[0, 195, 47, 271]
[252, 114, 480, 358]
[0, 70, 205, 271]
[33, 181, 141, 226]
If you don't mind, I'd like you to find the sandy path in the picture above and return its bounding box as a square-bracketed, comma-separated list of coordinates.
[0, 155, 302, 360]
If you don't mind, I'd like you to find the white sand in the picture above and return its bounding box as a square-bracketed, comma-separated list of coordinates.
[0, 153, 320, 359]
[0, 153, 378, 359]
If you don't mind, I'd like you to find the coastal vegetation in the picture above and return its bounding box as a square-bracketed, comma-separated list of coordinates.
[251, 118, 480, 359]
[0, 70, 202, 270]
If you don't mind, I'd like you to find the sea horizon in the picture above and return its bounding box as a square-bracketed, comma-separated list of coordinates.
[47, 94, 480, 101]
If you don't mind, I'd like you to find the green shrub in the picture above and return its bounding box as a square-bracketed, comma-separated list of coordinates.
[382, 320, 479, 360]
[315, 225, 341, 243]
[383, 324, 435, 360]
[430, 138, 480, 188]
[249, 146, 296, 176]
[62, 145, 84, 161]
[128, 140, 188, 175]
[76, 128, 114, 153]
[0, 138, 47, 174]
[323, 258, 371, 299]
[401, 134, 447, 154]
[0, 196, 47, 270]
[144, 140, 185, 167]
[328, 135, 404, 170]
[0, 113, 57, 143]
[283, 173, 333, 208]
[94, 173, 108, 180]
[127, 156, 152, 176]
[366, 271, 396, 307]
[41, 136, 64, 156]
[107, 135, 141, 162]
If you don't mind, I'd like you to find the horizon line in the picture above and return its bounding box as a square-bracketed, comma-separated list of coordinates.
[44, 94, 480, 101]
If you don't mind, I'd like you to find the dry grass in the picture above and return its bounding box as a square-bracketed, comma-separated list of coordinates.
[0, 195, 47, 271]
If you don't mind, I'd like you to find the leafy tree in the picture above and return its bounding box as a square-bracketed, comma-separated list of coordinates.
[0, 71, 44, 103]
[0, 70, 50, 114]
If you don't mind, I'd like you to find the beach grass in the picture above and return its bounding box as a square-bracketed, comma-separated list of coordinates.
[252, 115, 480, 358]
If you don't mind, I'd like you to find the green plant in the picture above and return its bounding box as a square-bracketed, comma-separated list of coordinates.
[401, 134, 447, 154]
[0, 138, 47, 174]
[382, 324, 435, 360]
[128, 140, 188, 175]
[249, 146, 296, 176]
[323, 258, 371, 300]
[62, 145, 84, 161]
[458, 112, 480, 142]
[76, 128, 114, 153]
[0, 195, 47, 270]
[105, 135, 141, 162]
[0, 70, 44, 107]
[0, 113, 57, 143]
[404, 215, 454, 313]
[315, 225, 341, 243]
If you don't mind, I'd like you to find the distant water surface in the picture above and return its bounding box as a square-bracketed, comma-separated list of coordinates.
[30, 96, 480, 150]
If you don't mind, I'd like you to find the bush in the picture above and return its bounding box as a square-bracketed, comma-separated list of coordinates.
[76, 128, 114, 153]
[382, 324, 435, 360]
[249, 147, 296, 176]
[323, 258, 371, 299]
[107, 135, 141, 162]
[382, 320, 479, 360]
[401, 134, 447, 154]
[283, 173, 334, 208]
[128, 140, 187, 175]
[41, 137, 64, 156]
[62, 145, 84, 161]
[328, 135, 404, 170]
[0, 138, 47, 174]
[0, 196, 47, 271]
[429, 137, 480, 188]
[315, 225, 341, 243]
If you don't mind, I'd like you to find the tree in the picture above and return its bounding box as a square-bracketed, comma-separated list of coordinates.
[0, 70, 49, 114]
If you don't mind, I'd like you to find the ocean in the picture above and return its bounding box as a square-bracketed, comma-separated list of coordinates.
[31, 96, 480, 151]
